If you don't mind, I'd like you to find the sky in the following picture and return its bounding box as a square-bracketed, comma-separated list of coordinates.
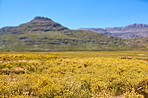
[0, 0, 148, 29]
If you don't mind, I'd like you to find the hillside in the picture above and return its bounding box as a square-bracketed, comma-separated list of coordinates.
[0, 16, 147, 51]
[124, 37, 148, 50]
[79, 24, 148, 39]
[0, 16, 132, 51]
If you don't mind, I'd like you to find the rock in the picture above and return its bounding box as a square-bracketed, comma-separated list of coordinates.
[33, 16, 52, 21]
[0, 67, 27, 74]
[12, 67, 26, 74]
[0, 68, 10, 75]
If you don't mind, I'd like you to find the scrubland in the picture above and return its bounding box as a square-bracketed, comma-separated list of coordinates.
[0, 51, 148, 98]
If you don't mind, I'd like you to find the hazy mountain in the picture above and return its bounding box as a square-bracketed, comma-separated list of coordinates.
[0, 16, 147, 51]
[79, 24, 148, 39]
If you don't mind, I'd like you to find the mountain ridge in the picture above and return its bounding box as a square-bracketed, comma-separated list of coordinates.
[79, 23, 148, 39]
[0, 16, 147, 51]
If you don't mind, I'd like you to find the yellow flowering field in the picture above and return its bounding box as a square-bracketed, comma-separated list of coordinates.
[0, 51, 148, 98]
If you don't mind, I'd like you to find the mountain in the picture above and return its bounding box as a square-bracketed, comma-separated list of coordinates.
[0, 16, 133, 51]
[79, 24, 148, 39]
[0, 16, 147, 51]
[0, 16, 68, 34]
[124, 37, 148, 50]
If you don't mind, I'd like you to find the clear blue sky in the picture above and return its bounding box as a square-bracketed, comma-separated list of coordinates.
[0, 0, 148, 29]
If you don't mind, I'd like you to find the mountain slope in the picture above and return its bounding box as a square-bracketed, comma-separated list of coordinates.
[79, 24, 148, 39]
[124, 37, 148, 50]
[0, 16, 131, 51]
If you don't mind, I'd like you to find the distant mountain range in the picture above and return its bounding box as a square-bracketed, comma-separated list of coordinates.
[0, 16, 147, 51]
[79, 24, 148, 39]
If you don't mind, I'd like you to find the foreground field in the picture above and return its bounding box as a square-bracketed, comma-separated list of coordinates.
[0, 51, 148, 98]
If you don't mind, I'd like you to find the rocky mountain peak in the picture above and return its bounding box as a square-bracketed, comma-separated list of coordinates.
[125, 23, 148, 29]
[33, 16, 52, 21]
[21, 16, 69, 31]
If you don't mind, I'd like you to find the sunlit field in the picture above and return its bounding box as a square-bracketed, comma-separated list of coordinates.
[0, 51, 148, 98]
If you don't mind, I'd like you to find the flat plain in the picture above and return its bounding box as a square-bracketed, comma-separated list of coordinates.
[0, 51, 148, 98]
